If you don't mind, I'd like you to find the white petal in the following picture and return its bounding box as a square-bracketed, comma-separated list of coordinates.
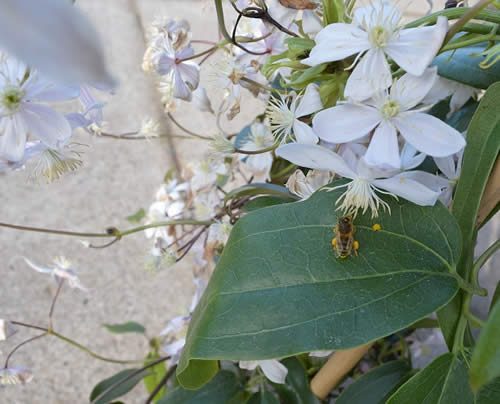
[373, 174, 440, 206]
[393, 112, 466, 157]
[364, 120, 400, 169]
[177, 61, 200, 89]
[22, 257, 53, 274]
[401, 170, 450, 193]
[422, 76, 455, 105]
[0, 0, 115, 87]
[434, 156, 457, 179]
[313, 104, 381, 143]
[293, 120, 318, 144]
[276, 143, 356, 178]
[259, 360, 288, 384]
[400, 142, 426, 170]
[0, 116, 27, 162]
[302, 24, 370, 66]
[345, 49, 392, 101]
[239, 361, 259, 371]
[295, 84, 323, 118]
[385, 17, 448, 76]
[301, 11, 323, 35]
[390, 68, 438, 111]
[449, 85, 476, 116]
[20, 104, 71, 148]
[171, 70, 193, 101]
[23, 74, 80, 102]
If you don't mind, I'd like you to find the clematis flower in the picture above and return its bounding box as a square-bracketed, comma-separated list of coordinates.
[266, 83, 322, 144]
[286, 169, 333, 199]
[188, 158, 229, 192]
[276, 143, 441, 218]
[0, 367, 33, 385]
[240, 122, 275, 181]
[146, 36, 200, 101]
[266, 0, 323, 36]
[302, 1, 448, 100]
[23, 256, 87, 291]
[313, 69, 466, 169]
[239, 359, 288, 384]
[0, 56, 76, 162]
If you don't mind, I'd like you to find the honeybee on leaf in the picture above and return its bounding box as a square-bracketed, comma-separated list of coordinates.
[332, 216, 359, 259]
[278, 0, 318, 10]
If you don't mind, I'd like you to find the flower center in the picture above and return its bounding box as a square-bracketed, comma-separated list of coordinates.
[369, 26, 389, 48]
[381, 99, 400, 119]
[1, 86, 25, 112]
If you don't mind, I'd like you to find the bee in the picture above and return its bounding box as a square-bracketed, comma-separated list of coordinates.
[278, 0, 318, 10]
[331, 216, 359, 259]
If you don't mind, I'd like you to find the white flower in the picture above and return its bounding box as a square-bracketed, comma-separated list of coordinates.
[148, 18, 191, 50]
[0, 56, 74, 162]
[66, 85, 105, 133]
[266, 0, 323, 36]
[302, 1, 448, 100]
[0, 319, 16, 341]
[144, 247, 178, 272]
[146, 36, 200, 101]
[266, 83, 322, 144]
[423, 76, 481, 118]
[194, 190, 221, 220]
[239, 359, 288, 384]
[276, 143, 441, 218]
[240, 122, 275, 181]
[188, 158, 229, 192]
[161, 277, 206, 364]
[29, 143, 83, 182]
[210, 133, 235, 157]
[0, 0, 114, 87]
[286, 169, 333, 199]
[138, 117, 160, 138]
[22, 256, 87, 291]
[0, 367, 33, 385]
[313, 69, 466, 169]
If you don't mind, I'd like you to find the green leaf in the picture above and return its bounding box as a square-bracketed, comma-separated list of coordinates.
[276, 357, 319, 404]
[476, 377, 500, 404]
[337, 360, 412, 404]
[387, 353, 474, 404]
[491, 282, 500, 312]
[158, 370, 241, 404]
[177, 182, 461, 389]
[438, 82, 500, 349]
[103, 321, 146, 334]
[126, 208, 146, 223]
[434, 46, 500, 89]
[224, 183, 299, 204]
[90, 368, 149, 404]
[470, 301, 500, 391]
[322, 0, 345, 25]
[242, 196, 292, 213]
[143, 352, 167, 403]
[248, 391, 280, 404]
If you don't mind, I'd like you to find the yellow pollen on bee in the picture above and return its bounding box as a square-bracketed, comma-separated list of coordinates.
[331, 238, 337, 247]
[372, 223, 382, 232]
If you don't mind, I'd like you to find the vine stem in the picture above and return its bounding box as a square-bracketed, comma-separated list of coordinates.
[9, 321, 142, 364]
[443, 0, 496, 46]
[0, 219, 213, 240]
[472, 240, 500, 290]
[234, 143, 278, 155]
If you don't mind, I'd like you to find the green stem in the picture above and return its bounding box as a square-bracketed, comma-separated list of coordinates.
[240, 76, 275, 92]
[0, 219, 213, 239]
[443, 0, 496, 46]
[440, 34, 500, 53]
[450, 271, 488, 296]
[235, 143, 278, 155]
[472, 240, 500, 289]
[405, 7, 500, 29]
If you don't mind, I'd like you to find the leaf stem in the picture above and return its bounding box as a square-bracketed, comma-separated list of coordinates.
[405, 7, 500, 29]
[235, 143, 278, 155]
[440, 34, 500, 52]
[472, 240, 500, 290]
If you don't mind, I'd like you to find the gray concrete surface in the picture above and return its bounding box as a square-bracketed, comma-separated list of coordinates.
[0, 0, 498, 403]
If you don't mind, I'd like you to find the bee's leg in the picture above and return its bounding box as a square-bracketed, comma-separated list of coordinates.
[353, 240, 360, 256]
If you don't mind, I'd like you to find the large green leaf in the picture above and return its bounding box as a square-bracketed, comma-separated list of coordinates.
[470, 301, 500, 391]
[336, 360, 412, 404]
[143, 352, 168, 403]
[438, 82, 500, 349]
[158, 370, 241, 404]
[476, 377, 500, 404]
[387, 353, 474, 404]
[177, 183, 461, 388]
[434, 46, 500, 89]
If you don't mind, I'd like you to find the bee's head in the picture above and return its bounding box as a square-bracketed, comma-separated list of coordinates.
[340, 216, 352, 225]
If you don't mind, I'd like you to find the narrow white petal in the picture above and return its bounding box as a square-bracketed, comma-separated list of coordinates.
[400, 142, 426, 170]
[0, 116, 27, 162]
[293, 120, 318, 144]
[313, 104, 381, 143]
[393, 112, 466, 157]
[276, 143, 356, 179]
[0, 0, 115, 86]
[171, 70, 193, 101]
[364, 120, 400, 169]
[385, 17, 448, 76]
[373, 174, 440, 206]
[401, 170, 450, 192]
[434, 156, 457, 179]
[20, 104, 72, 148]
[177, 61, 200, 89]
[295, 84, 323, 118]
[259, 360, 288, 384]
[22, 257, 53, 274]
[390, 68, 438, 111]
[302, 24, 370, 66]
[345, 49, 392, 101]
[449, 85, 476, 115]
